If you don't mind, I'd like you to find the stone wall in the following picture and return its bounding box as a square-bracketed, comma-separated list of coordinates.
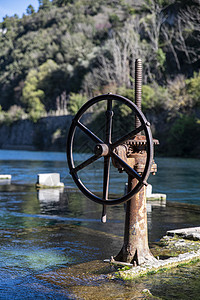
[0, 115, 73, 151]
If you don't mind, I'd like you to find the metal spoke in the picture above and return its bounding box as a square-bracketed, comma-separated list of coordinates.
[111, 152, 142, 183]
[112, 124, 145, 148]
[101, 100, 113, 223]
[103, 156, 110, 199]
[101, 156, 110, 223]
[72, 154, 101, 173]
[105, 99, 113, 144]
[77, 120, 104, 144]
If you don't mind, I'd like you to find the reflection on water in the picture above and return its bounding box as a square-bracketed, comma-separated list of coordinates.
[0, 183, 199, 299]
[0, 150, 200, 298]
[38, 187, 65, 213]
[1, 149, 200, 205]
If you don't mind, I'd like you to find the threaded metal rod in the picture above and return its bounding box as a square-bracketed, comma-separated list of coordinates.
[135, 58, 142, 130]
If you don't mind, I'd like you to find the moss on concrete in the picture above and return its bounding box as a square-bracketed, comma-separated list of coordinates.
[112, 235, 200, 280]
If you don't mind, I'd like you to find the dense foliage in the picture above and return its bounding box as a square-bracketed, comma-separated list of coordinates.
[0, 0, 199, 156]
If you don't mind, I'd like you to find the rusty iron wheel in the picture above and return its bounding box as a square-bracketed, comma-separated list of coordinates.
[67, 93, 153, 206]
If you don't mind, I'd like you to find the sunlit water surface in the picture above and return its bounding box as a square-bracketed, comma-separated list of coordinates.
[0, 150, 200, 299]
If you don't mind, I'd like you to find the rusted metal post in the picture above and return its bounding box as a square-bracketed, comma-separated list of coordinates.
[115, 178, 155, 264]
[135, 59, 142, 131]
[114, 59, 156, 265]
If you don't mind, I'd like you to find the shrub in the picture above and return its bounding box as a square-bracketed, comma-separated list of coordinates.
[116, 85, 168, 113]
[167, 114, 200, 157]
[142, 85, 155, 111]
[68, 93, 87, 115]
[117, 87, 134, 102]
[156, 48, 166, 70]
[142, 84, 169, 112]
[186, 72, 200, 106]
[0, 105, 27, 125]
[28, 109, 45, 123]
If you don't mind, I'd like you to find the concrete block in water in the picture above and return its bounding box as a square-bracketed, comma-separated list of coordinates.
[167, 227, 200, 241]
[0, 174, 12, 180]
[146, 184, 152, 197]
[0, 174, 12, 185]
[146, 184, 167, 202]
[36, 173, 64, 188]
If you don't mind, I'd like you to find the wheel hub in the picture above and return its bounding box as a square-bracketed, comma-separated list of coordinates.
[94, 144, 109, 156]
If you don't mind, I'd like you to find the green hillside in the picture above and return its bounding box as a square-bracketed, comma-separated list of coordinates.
[0, 0, 200, 156]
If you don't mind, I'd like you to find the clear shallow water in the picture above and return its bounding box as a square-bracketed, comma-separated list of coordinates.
[149, 157, 200, 205]
[1, 149, 200, 205]
[0, 150, 200, 299]
[0, 183, 200, 299]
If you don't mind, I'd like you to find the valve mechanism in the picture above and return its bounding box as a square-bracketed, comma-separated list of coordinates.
[113, 135, 159, 176]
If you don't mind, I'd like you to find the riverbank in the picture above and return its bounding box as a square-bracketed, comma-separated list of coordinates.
[0, 111, 200, 159]
[0, 115, 72, 151]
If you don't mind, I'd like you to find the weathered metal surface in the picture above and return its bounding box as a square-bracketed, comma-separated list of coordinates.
[112, 145, 128, 172]
[101, 100, 113, 223]
[114, 58, 159, 265]
[115, 177, 156, 264]
[135, 59, 142, 131]
[114, 145, 157, 264]
[67, 58, 159, 265]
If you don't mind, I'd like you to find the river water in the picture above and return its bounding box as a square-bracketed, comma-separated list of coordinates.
[0, 150, 200, 299]
[1, 149, 200, 205]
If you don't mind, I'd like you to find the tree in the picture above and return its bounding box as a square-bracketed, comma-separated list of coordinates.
[21, 69, 45, 120]
[26, 5, 35, 15]
[174, 5, 200, 65]
[38, 0, 52, 10]
[161, 1, 200, 74]
[52, 0, 72, 6]
[82, 17, 149, 93]
[140, 0, 168, 80]
[21, 59, 67, 114]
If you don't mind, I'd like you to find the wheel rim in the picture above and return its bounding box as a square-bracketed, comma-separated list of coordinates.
[67, 94, 153, 205]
